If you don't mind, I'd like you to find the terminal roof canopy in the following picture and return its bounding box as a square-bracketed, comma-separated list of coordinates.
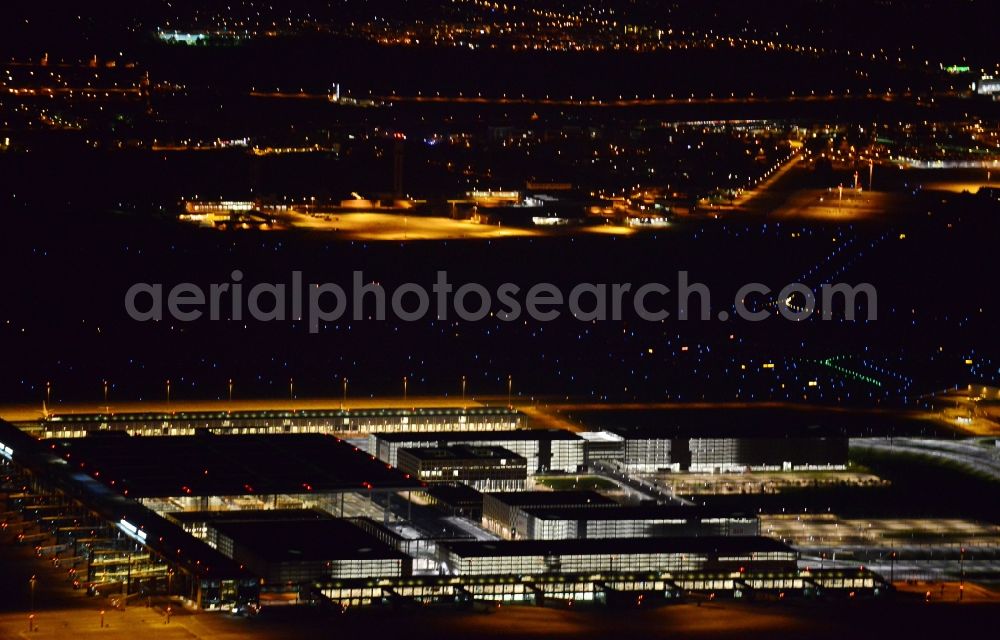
[52, 433, 422, 498]
[212, 519, 408, 563]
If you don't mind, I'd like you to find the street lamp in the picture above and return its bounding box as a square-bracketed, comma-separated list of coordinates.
[960, 547, 965, 588]
[403, 376, 408, 403]
[228, 378, 233, 404]
[507, 375, 513, 408]
[342, 378, 348, 410]
[123, 551, 132, 611]
[29, 575, 36, 611]
[461, 375, 467, 408]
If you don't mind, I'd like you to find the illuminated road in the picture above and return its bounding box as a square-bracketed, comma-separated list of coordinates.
[444, 516, 500, 541]
[4, 87, 140, 97]
[591, 460, 691, 505]
[729, 152, 804, 211]
[538, 400, 905, 412]
[851, 438, 1000, 481]
[250, 90, 917, 109]
[2, 593, 999, 639]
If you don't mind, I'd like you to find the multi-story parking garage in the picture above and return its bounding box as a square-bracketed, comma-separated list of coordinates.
[491, 504, 759, 540]
[566, 406, 954, 473]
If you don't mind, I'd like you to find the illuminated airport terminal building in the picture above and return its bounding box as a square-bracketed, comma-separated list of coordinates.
[0, 407, 897, 611]
[315, 565, 883, 608]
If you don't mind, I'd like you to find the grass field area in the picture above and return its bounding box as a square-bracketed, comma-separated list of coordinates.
[534, 476, 620, 491]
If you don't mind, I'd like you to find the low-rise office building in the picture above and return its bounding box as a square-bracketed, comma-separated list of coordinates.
[371, 429, 585, 474]
[482, 490, 618, 538]
[577, 430, 625, 464]
[421, 483, 485, 518]
[397, 445, 528, 492]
